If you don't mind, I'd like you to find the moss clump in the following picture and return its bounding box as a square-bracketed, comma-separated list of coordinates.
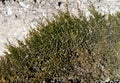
[0, 7, 120, 82]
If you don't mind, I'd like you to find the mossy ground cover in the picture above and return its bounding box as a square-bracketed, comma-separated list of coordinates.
[0, 7, 120, 82]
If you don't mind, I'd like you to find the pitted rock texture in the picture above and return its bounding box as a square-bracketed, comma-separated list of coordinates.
[0, 0, 120, 56]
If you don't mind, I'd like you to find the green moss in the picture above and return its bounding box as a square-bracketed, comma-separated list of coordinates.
[0, 7, 120, 82]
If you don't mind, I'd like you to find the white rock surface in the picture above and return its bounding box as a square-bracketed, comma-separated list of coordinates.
[6, 6, 13, 16]
[0, 0, 120, 56]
